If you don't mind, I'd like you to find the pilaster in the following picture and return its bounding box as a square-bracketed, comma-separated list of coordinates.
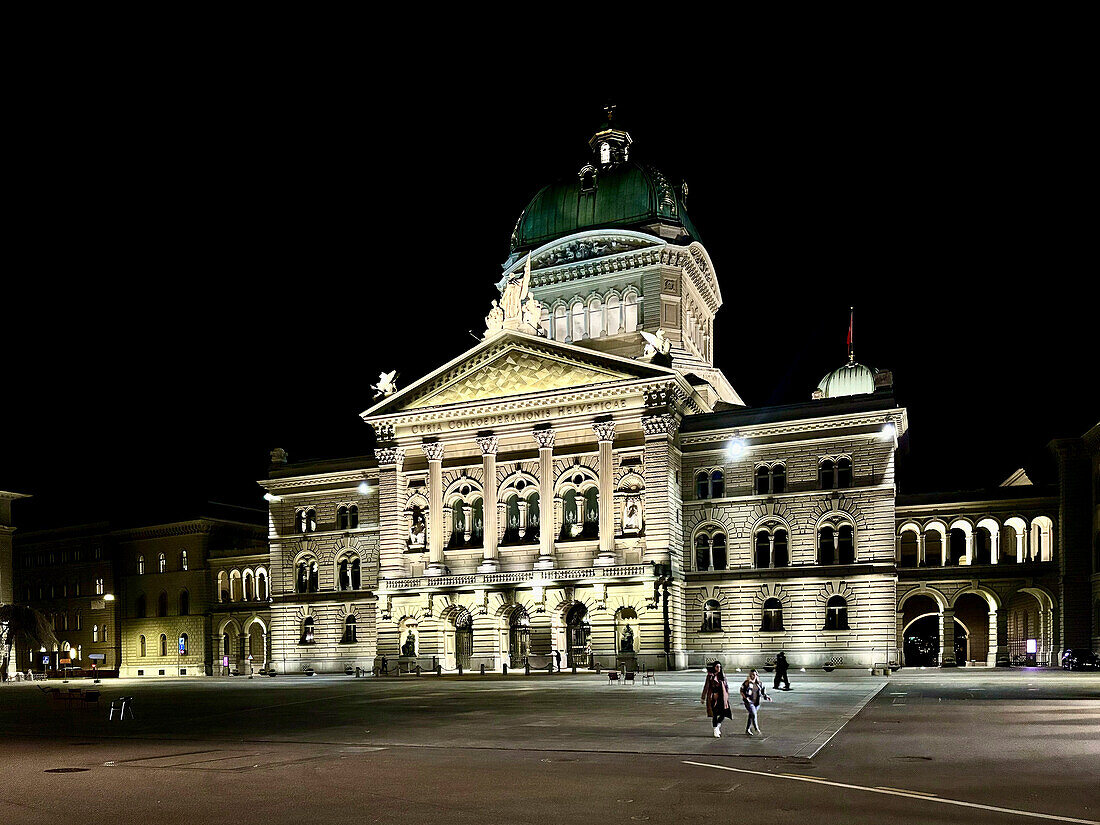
[476, 435, 500, 573]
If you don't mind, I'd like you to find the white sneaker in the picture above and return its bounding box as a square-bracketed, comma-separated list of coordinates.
[746, 728, 755, 736]
[714, 726, 721, 738]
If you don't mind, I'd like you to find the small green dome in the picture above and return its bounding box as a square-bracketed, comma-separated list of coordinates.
[817, 361, 877, 399]
[511, 161, 698, 252]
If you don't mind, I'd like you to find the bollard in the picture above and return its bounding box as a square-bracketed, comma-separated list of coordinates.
[415, 665, 422, 676]
[502, 663, 508, 675]
[525, 661, 530, 676]
[596, 663, 601, 674]
[436, 664, 442, 677]
[572, 665, 576, 674]
[457, 664, 463, 676]
[355, 667, 361, 678]
[480, 663, 485, 676]
[547, 662, 553, 675]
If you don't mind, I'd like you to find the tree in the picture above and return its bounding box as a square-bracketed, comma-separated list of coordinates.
[0, 604, 57, 683]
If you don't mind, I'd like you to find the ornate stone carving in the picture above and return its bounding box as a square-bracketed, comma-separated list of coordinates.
[423, 441, 446, 462]
[642, 413, 679, 438]
[376, 446, 405, 467]
[372, 422, 395, 442]
[269, 447, 288, 465]
[532, 428, 556, 450]
[592, 421, 616, 443]
[475, 435, 499, 456]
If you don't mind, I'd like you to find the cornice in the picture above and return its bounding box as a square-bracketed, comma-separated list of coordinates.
[260, 470, 374, 492]
[679, 408, 905, 447]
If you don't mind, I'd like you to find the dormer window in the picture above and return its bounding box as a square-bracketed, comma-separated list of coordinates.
[599, 142, 610, 165]
[579, 165, 597, 191]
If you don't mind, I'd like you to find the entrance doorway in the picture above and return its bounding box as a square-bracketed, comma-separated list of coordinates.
[566, 603, 590, 668]
[904, 615, 939, 667]
[509, 607, 530, 667]
[454, 609, 473, 670]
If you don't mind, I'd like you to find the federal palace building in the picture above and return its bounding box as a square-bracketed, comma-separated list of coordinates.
[4, 115, 1098, 677]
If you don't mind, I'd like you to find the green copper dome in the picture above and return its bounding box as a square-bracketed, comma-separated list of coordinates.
[510, 120, 699, 252]
[816, 361, 877, 399]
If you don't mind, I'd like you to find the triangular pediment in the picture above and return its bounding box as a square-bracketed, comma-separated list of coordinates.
[363, 331, 676, 417]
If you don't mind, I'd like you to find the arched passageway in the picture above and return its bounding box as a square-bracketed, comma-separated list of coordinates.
[902, 594, 941, 666]
[954, 593, 991, 666]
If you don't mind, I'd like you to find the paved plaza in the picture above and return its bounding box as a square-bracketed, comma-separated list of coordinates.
[1, 669, 1098, 824]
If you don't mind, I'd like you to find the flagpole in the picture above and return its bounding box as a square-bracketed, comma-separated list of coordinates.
[847, 307, 854, 364]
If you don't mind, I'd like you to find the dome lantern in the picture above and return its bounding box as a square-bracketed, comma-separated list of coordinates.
[587, 104, 632, 169]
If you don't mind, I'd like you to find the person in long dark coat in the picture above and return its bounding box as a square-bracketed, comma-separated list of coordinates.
[773, 651, 790, 690]
[700, 662, 733, 738]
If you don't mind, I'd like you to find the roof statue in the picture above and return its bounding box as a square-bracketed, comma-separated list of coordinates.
[489, 254, 538, 336]
[371, 370, 398, 400]
[640, 328, 672, 358]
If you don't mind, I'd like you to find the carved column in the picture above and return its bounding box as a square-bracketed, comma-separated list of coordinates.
[593, 420, 616, 567]
[641, 410, 680, 566]
[424, 441, 447, 577]
[533, 428, 556, 570]
[917, 532, 926, 566]
[376, 446, 406, 581]
[964, 532, 974, 565]
[1016, 529, 1025, 563]
[990, 532, 1000, 564]
[476, 435, 500, 573]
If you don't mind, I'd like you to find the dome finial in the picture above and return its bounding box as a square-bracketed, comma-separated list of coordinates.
[847, 306, 854, 365]
[604, 102, 617, 123]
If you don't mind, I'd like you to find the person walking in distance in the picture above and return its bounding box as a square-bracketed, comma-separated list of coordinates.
[773, 651, 791, 691]
[554, 649, 562, 672]
[700, 662, 732, 738]
[740, 668, 772, 735]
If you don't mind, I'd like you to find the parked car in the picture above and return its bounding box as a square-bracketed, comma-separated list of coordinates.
[1060, 649, 1100, 671]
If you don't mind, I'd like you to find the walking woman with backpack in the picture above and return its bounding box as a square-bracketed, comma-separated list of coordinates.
[700, 661, 733, 738]
[740, 668, 772, 735]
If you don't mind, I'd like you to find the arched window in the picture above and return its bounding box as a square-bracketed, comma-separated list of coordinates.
[253, 569, 265, 600]
[243, 571, 254, 601]
[179, 633, 188, 656]
[155, 553, 164, 573]
[160, 634, 168, 657]
[180, 550, 188, 571]
[819, 459, 835, 490]
[694, 529, 727, 571]
[756, 466, 770, 495]
[696, 471, 710, 500]
[139, 635, 146, 657]
[95, 578, 104, 595]
[300, 617, 315, 645]
[701, 599, 722, 632]
[599, 141, 610, 164]
[337, 506, 349, 530]
[135, 594, 146, 619]
[760, 598, 784, 632]
[623, 292, 638, 332]
[838, 525, 855, 564]
[588, 297, 603, 338]
[337, 553, 362, 591]
[296, 509, 317, 534]
[75, 613, 82, 631]
[157, 591, 167, 617]
[137, 555, 145, 575]
[62, 614, 69, 631]
[711, 532, 727, 569]
[824, 596, 849, 630]
[836, 457, 852, 488]
[695, 533, 711, 571]
[570, 300, 586, 341]
[179, 590, 190, 616]
[772, 465, 786, 494]
[754, 525, 789, 568]
[342, 615, 357, 643]
[348, 504, 359, 529]
[818, 525, 836, 565]
[553, 305, 568, 341]
[92, 625, 99, 643]
[710, 470, 725, 499]
[606, 295, 621, 334]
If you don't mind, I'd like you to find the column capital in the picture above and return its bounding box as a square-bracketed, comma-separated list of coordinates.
[475, 435, 499, 456]
[592, 420, 616, 443]
[642, 413, 679, 438]
[532, 428, 556, 450]
[423, 440, 446, 462]
[376, 446, 405, 467]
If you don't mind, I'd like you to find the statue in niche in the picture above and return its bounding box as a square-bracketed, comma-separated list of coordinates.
[620, 624, 635, 654]
[408, 506, 426, 548]
[401, 631, 417, 657]
[622, 496, 643, 534]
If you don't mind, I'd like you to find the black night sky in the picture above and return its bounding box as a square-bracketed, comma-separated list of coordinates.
[3, 66, 1095, 529]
